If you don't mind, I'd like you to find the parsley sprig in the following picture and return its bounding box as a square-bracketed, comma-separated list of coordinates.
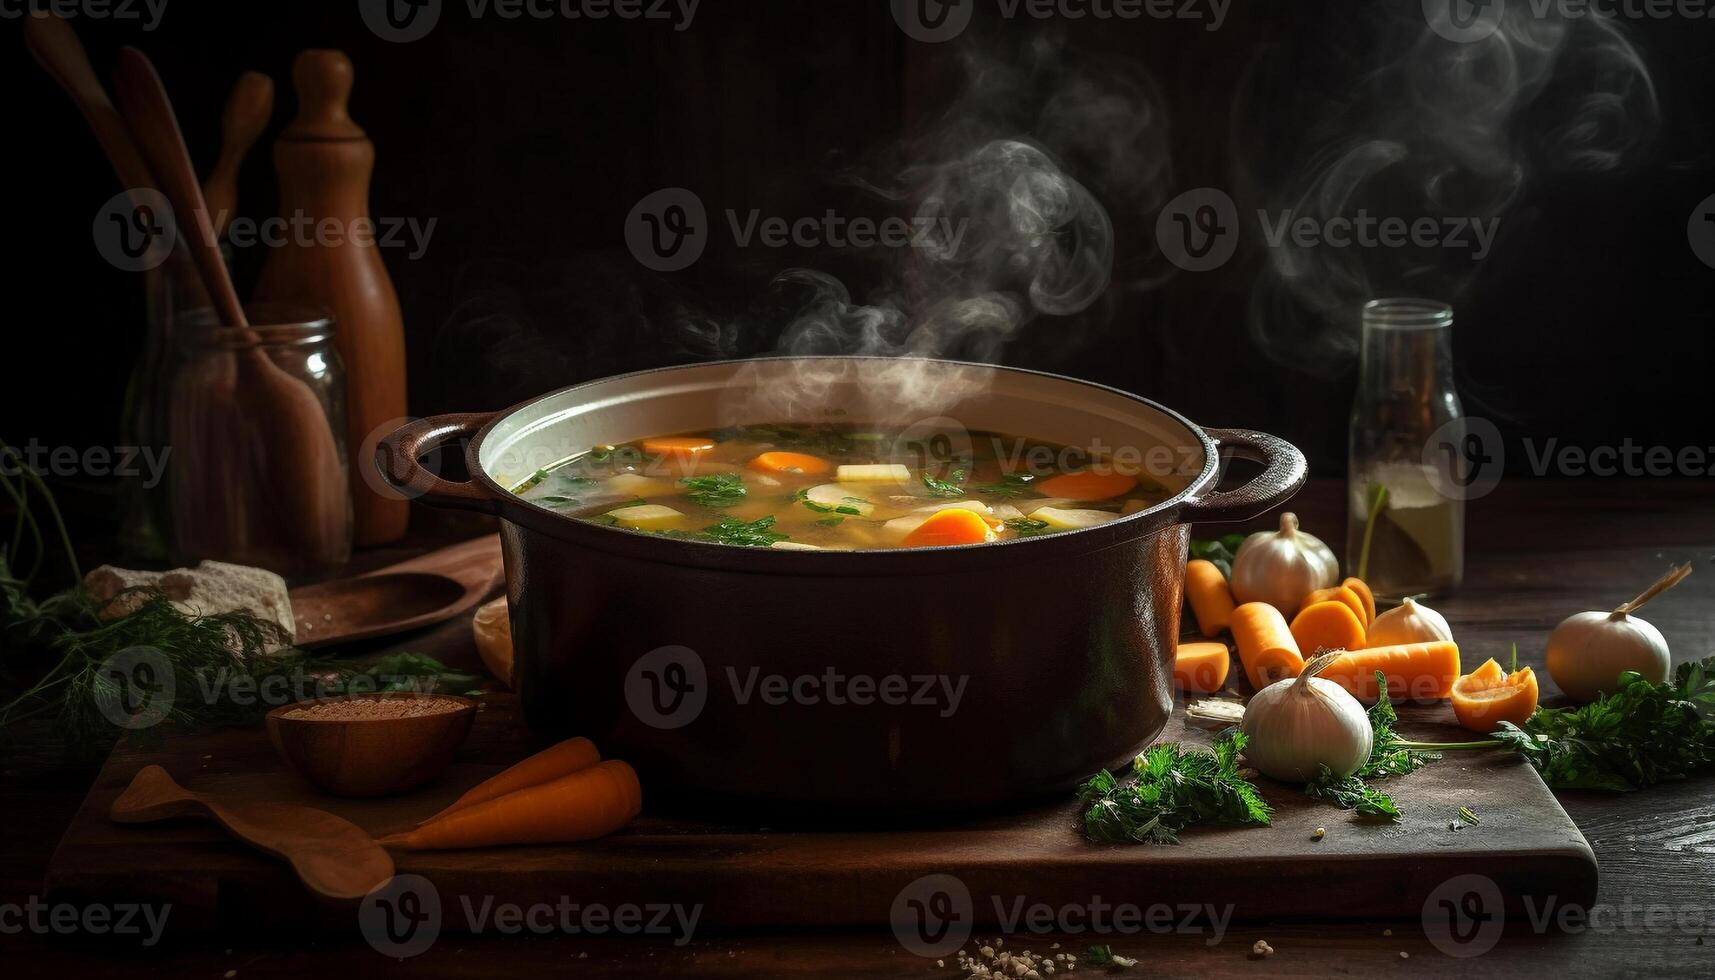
[679, 472, 746, 508]
[1078, 730, 1272, 844]
[1302, 670, 1440, 820]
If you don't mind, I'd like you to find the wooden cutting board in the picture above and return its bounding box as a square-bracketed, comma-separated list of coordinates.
[43, 694, 1595, 935]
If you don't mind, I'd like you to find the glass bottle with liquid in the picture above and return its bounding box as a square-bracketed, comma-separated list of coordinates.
[1346, 299, 1465, 600]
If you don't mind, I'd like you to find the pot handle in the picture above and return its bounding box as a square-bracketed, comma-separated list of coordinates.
[1177, 428, 1307, 526]
[374, 413, 501, 514]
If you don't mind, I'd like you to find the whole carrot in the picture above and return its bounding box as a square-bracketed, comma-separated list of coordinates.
[419, 736, 600, 825]
[385, 760, 641, 850]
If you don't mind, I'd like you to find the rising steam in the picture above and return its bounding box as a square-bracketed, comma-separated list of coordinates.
[1238, 9, 1659, 377]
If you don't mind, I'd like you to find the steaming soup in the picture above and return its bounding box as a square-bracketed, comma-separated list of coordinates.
[512, 423, 1172, 550]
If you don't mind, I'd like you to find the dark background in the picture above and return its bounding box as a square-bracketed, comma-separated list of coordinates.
[6, 0, 1713, 551]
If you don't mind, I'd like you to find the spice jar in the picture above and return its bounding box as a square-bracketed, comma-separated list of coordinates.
[167, 303, 352, 578]
[1345, 298, 1465, 599]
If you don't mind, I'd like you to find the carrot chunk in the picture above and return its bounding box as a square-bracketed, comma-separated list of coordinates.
[419, 736, 600, 825]
[385, 760, 641, 850]
[1299, 585, 1367, 629]
[1174, 641, 1232, 693]
[1230, 601, 1305, 691]
[1289, 600, 1368, 656]
[749, 451, 832, 476]
[1320, 640, 1462, 702]
[1035, 471, 1137, 501]
[1341, 577, 1377, 626]
[901, 508, 996, 547]
[1185, 559, 1236, 638]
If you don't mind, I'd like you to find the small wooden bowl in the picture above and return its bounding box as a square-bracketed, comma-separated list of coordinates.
[266, 692, 478, 797]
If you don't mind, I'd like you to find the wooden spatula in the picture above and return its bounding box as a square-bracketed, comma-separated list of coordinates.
[110, 765, 394, 901]
[289, 534, 505, 648]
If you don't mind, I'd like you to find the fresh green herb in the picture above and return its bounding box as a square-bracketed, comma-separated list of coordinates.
[1188, 533, 1247, 580]
[921, 469, 967, 498]
[679, 472, 746, 508]
[815, 517, 844, 527]
[1085, 945, 1136, 968]
[539, 495, 579, 506]
[971, 473, 1036, 498]
[1304, 765, 1402, 819]
[802, 500, 833, 513]
[656, 516, 788, 548]
[1458, 805, 1481, 825]
[1078, 730, 1272, 844]
[1004, 517, 1052, 537]
[1489, 658, 1715, 791]
[1299, 671, 1440, 820]
[833, 505, 862, 515]
[1355, 482, 1389, 581]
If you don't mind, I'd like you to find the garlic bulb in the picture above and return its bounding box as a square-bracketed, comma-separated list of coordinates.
[1367, 597, 1453, 647]
[1240, 652, 1373, 782]
[1545, 564, 1689, 703]
[1231, 512, 1340, 614]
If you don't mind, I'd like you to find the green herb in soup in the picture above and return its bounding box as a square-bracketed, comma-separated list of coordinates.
[510, 423, 1175, 550]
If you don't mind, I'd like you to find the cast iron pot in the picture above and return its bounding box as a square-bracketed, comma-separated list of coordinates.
[377, 357, 1304, 820]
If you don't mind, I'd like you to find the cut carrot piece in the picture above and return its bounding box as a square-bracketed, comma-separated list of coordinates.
[419, 736, 601, 825]
[1035, 471, 1138, 501]
[1290, 600, 1368, 656]
[901, 508, 996, 547]
[385, 760, 641, 850]
[749, 451, 831, 476]
[642, 436, 716, 459]
[1451, 659, 1539, 733]
[1174, 641, 1231, 693]
[1299, 585, 1367, 629]
[1320, 640, 1461, 702]
[1341, 577, 1376, 626]
[1185, 560, 1236, 638]
[1230, 601, 1305, 690]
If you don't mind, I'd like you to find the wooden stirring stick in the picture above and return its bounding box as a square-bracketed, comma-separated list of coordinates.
[111, 765, 394, 901]
[112, 47, 351, 570]
[203, 71, 274, 240]
[23, 12, 154, 194]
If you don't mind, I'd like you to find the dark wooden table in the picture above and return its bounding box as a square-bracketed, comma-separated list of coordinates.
[5, 478, 1714, 977]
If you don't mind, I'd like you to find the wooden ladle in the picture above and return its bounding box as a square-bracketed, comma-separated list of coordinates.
[289, 534, 505, 648]
[112, 47, 350, 569]
[202, 70, 274, 240]
[110, 765, 394, 901]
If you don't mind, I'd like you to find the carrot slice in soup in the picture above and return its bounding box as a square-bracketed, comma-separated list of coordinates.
[642, 436, 716, 458]
[1035, 471, 1137, 501]
[1174, 641, 1232, 693]
[901, 508, 996, 547]
[749, 451, 832, 476]
[1450, 659, 1538, 732]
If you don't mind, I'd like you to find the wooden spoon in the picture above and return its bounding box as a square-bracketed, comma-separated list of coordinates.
[110, 765, 394, 901]
[23, 12, 153, 193]
[290, 534, 505, 648]
[112, 47, 351, 570]
[202, 71, 274, 240]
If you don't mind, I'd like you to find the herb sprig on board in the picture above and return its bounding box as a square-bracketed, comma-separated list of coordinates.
[1302, 671, 1440, 819]
[1078, 730, 1272, 844]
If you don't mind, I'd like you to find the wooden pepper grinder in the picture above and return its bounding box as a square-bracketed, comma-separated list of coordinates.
[256, 50, 409, 546]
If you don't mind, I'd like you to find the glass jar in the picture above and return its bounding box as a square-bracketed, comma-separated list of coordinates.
[1345, 298, 1464, 600]
[167, 304, 352, 578]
